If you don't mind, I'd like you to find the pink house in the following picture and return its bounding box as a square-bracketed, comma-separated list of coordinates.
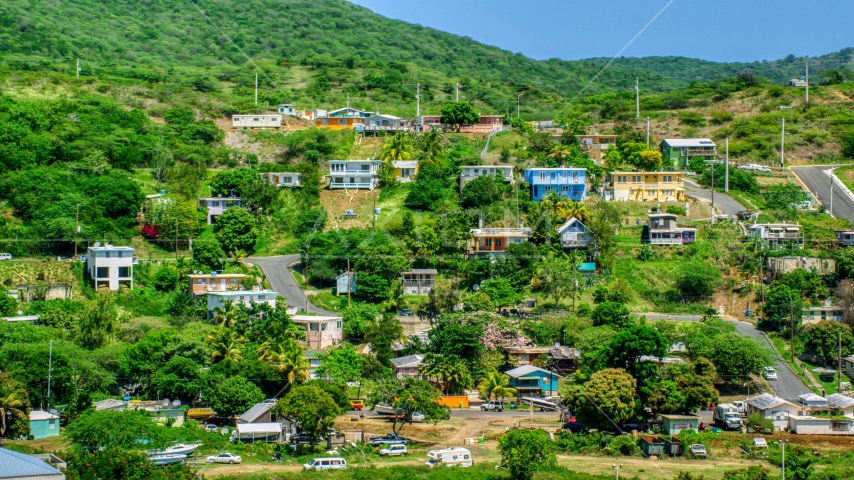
[391, 354, 425, 379]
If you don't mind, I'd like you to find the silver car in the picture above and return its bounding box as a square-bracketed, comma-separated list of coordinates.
[206, 452, 241, 464]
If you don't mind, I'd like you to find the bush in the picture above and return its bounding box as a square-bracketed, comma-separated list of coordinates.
[679, 111, 707, 127]
[461, 175, 503, 208]
[192, 237, 225, 272]
[666, 205, 687, 216]
[745, 413, 774, 434]
[591, 302, 632, 329]
[710, 110, 734, 124]
[606, 435, 640, 456]
[295, 207, 327, 236]
[675, 264, 721, 300]
[154, 268, 180, 292]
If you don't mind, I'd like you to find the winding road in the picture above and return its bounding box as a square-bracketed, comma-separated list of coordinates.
[790, 165, 854, 224]
[248, 255, 337, 315]
[684, 179, 747, 215]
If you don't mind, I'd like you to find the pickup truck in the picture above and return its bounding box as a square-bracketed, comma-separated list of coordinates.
[368, 434, 409, 446]
[689, 444, 707, 458]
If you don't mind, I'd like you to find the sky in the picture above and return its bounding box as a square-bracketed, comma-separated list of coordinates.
[348, 0, 854, 63]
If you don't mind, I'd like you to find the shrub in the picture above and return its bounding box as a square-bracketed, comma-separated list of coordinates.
[154, 268, 180, 292]
[710, 110, 734, 124]
[675, 264, 721, 300]
[745, 413, 774, 434]
[607, 435, 640, 456]
[666, 205, 687, 216]
[679, 111, 707, 127]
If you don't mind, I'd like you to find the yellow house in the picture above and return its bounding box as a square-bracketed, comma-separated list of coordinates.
[392, 160, 419, 183]
[316, 117, 365, 130]
[607, 172, 685, 201]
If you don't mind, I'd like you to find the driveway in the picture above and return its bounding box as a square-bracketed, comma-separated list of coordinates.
[790, 165, 854, 224]
[248, 255, 337, 315]
[730, 321, 811, 401]
[684, 179, 747, 216]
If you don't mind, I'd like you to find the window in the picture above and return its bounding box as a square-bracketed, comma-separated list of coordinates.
[632, 175, 642, 182]
[105, 251, 111, 259]
[361, 164, 369, 171]
[538, 172, 546, 182]
[663, 175, 673, 182]
[117, 251, 124, 258]
[336, 321, 342, 329]
[338, 119, 347, 125]
[198, 279, 206, 285]
[662, 190, 674, 196]
[309, 323, 320, 331]
[572, 172, 579, 182]
[211, 201, 220, 207]
[96, 267, 109, 278]
[331, 163, 343, 172]
[485, 239, 493, 247]
[333, 177, 343, 184]
[543, 185, 552, 193]
[321, 323, 328, 331]
[495, 239, 503, 248]
[283, 176, 292, 183]
[118, 267, 131, 277]
[253, 118, 259, 121]
[322, 119, 329, 125]
[561, 185, 570, 192]
[550, 171, 557, 180]
[617, 175, 627, 183]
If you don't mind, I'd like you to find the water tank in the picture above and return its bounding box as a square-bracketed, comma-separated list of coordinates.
[347, 210, 354, 215]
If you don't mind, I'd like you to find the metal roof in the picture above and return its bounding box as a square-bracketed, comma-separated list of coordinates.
[392, 161, 419, 169]
[827, 394, 854, 409]
[401, 269, 438, 275]
[662, 138, 716, 147]
[798, 393, 827, 404]
[239, 403, 274, 423]
[29, 411, 59, 421]
[746, 393, 792, 410]
[390, 354, 426, 368]
[0, 447, 65, 479]
[236, 423, 282, 434]
[504, 364, 562, 378]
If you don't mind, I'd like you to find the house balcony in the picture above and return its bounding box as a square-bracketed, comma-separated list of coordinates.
[531, 178, 585, 186]
[402, 281, 434, 287]
[765, 233, 803, 240]
[331, 170, 377, 175]
[686, 149, 717, 156]
[330, 181, 376, 189]
[561, 239, 591, 248]
[649, 236, 685, 245]
[132, 257, 139, 265]
[362, 125, 407, 132]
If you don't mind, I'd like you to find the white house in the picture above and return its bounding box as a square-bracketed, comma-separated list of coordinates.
[827, 394, 854, 416]
[557, 217, 593, 249]
[261, 172, 302, 188]
[745, 394, 802, 431]
[199, 196, 242, 224]
[798, 392, 828, 408]
[85, 244, 136, 291]
[206, 288, 277, 319]
[788, 415, 854, 435]
[748, 223, 803, 248]
[291, 315, 343, 349]
[459, 165, 514, 184]
[328, 160, 382, 190]
[277, 104, 295, 116]
[363, 114, 405, 132]
[232, 115, 282, 129]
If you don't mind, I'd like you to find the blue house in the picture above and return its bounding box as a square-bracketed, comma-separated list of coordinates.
[28, 411, 60, 439]
[523, 168, 587, 201]
[504, 365, 561, 398]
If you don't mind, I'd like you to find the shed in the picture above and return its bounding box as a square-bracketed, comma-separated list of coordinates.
[239, 403, 275, 424]
[0, 447, 66, 480]
[660, 414, 699, 435]
[151, 408, 186, 428]
[28, 411, 60, 439]
[336, 272, 356, 295]
[639, 436, 664, 457]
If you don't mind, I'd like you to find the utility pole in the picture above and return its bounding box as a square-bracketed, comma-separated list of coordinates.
[806, 62, 809, 104]
[830, 167, 834, 217]
[635, 77, 640, 118]
[455, 83, 460, 102]
[515, 173, 520, 227]
[839, 330, 843, 393]
[710, 164, 716, 224]
[74, 204, 80, 258]
[790, 298, 795, 363]
[255, 73, 258, 106]
[416, 83, 420, 118]
[725, 138, 729, 193]
[780, 441, 787, 480]
[347, 93, 350, 109]
[517, 93, 524, 118]
[47, 340, 53, 409]
[347, 258, 351, 308]
[780, 118, 785, 167]
[76, 58, 80, 79]
[645, 116, 649, 146]
[372, 188, 378, 228]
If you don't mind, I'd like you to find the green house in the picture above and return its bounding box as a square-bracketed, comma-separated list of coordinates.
[28, 411, 60, 439]
[661, 414, 699, 435]
[660, 139, 717, 169]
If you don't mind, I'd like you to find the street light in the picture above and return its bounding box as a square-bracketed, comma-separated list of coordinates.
[517, 92, 525, 119]
[612, 464, 623, 480]
[776, 440, 788, 480]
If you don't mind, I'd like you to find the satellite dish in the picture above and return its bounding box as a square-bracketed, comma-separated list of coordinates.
[221, 427, 229, 436]
[17, 310, 23, 316]
[172, 399, 181, 406]
[472, 283, 480, 292]
[94, 242, 101, 247]
[824, 298, 832, 307]
[163, 398, 171, 405]
[554, 342, 561, 347]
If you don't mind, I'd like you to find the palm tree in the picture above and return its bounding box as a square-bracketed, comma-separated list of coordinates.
[259, 337, 309, 385]
[420, 354, 472, 395]
[416, 129, 445, 166]
[548, 145, 572, 166]
[0, 374, 28, 437]
[477, 370, 517, 402]
[558, 200, 591, 223]
[211, 300, 240, 327]
[379, 132, 414, 161]
[206, 327, 245, 364]
[541, 190, 564, 217]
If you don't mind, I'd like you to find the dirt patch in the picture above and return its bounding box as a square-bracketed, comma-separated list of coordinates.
[319, 189, 380, 230]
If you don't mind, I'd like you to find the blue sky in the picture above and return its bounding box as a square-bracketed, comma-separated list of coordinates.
[349, 0, 854, 63]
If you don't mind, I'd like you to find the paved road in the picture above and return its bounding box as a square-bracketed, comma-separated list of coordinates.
[790, 165, 854, 225]
[249, 255, 336, 315]
[642, 313, 703, 322]
[684, 179, 747, 216]
[730, 321, 811, 401]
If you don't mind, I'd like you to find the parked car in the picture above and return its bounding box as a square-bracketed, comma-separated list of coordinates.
[481, 401, 504, 412]
[764, 366, 777, 380]
[736, 210, 754, 220]
[350, 399, 364, 411]
[739, 164, 771, 173]
[0, 253, 12, 261]
[263, 398, 277, 405]
[379, 444, 408, 456]
[368, 433, 409, 446]
[398, 309, 413, 317]
[619, 420, 645, 433]
[561, 422, 588, 434]
[714, 404, 744, 430]
[207, 452, 241, 464]
[689, 444, 707, 458]
[204, 424, 218, 433]
[303, 457, 347, 471]
[291, 433, 315, 444]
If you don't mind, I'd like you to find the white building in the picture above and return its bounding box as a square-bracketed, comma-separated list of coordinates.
[206, 288, 277, 319]
[85, 244, 136, 290]
[277, 104, 295, 116]
[363, 114, 405, 132]
[232, 115, 282, 129]
[557, 217, 593, 249]
[459, 165, 514, 184]
[291, 315, 343, 349]
[199, 197, 242, 225]
[261, 172, 302, 188]
[328, 160, 382, 190]
[745, 393, 802, 431]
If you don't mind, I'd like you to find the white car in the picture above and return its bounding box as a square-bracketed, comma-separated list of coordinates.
[380, 444, 408, 456]
[303, 457, 347, 471]
[206, 452, 241, 464]
[764, 366, 777, 380]
[738, 164, 771, 173]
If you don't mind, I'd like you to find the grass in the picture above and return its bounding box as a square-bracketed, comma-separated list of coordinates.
[836, 166, 854, 194]
[309, 289, 344, 312]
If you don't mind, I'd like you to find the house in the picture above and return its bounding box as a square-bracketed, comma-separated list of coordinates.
[503, 365, 561, 399]
[502, 346, 580, 374]
[803, 305, 843, 324]
[277, 104, 295, 116]
[828, 394, 854, 416]
[363, 114, 406, 132]
[239, 403, 277, 424]
[420, 114, 504, 133]
[206, 288, 277, 319]
[305, 350, 322, 379]
[392, 161, 419, 183]
[606, 172, 686, 202]
[85, 244, 136, 290]
[28, 411, 60, 439]
[746, 394, 802, 431]
[391, 354, 426, 378]
[93, 399, 127, 411]
[660, 414, 699, 435]
[836, 229, 854, 246]
[844, 356, 854, 381]
[748, 223, 803, 248]
[790, 79, 809, 87]
[328, 160, 382, 190]
[151, 408, 186, 428]
[788, 415, 854, 435]
[232, 115, 282, 129]
[401, 269, 437, 295]
[523, 168, 587, 202]
[199, 196, 242, 225]
[459, 165, 515, 184]
[503, 346, 551, 367]
[188, 273, 248, 297]
[261, 172, 302, 188]
[468, 227, 531, 258]
[646, 214, 696, 246]
[766, 256, 835, 282]
[557, 218, 593, 249]
[660, 138, 717, 169]
[576, 134, 617, 162]
[799, 392, 829, 408]
[291, 315, 343, 349]
[316, 116, 365, 130]
[0, 447, 66, 480]
[328, 108, 372, 118]
[336, 272, 356, 295]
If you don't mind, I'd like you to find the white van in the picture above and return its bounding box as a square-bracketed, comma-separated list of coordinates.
[0, 254, 12, 261]
[425, 447, 473, 468]
[303, 457, 347, 471]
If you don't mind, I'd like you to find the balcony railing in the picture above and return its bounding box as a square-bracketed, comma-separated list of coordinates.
[561, 239, 591, 248]
[330, 170, 377, 175]
[533, 178, 585, 185]
[766, 233, 803, 239]
[686, 149, 716, 156]
[330, 182, 375, 188]
[649, 237, 685, 245]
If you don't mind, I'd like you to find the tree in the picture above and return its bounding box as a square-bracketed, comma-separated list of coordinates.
[66, 447, 194, 480]
[75, 292, 119, 349]
[379, 132, 414, 161]
[64, 410, 170, 450]
[498, 428, 557, 480]
[0, 293, 17, 317]
[214, 207, 258, 253]
[341, 303, 378, 340]
[605, 325, 667, 378]
[420, 354, 473, 395]
[531, 255, 574, 308]
[150, 357, 204, 404]
[558, 200, 590, 222]
[206, 326, 245, 364]
[207, 376, 264, 418]
[635, 149, 663, 171]
[480, 278, 524, 308]
[802, 321, 854, 366]
[192, 237, 225, 271]
[273, 385, 339, 447]
[576, 326, 617, 372]
[369, 377, 450, 434]
[365, 313, 403, 367]
[477, 370, 517, 401]
[763, 284, 803, 329]
[315, 344, 363, 391]
[428, 319, 484, 360]
[416, 129, 445, 166]
[154, 267, 179, 292]
[463, 291, 495, 312]
[648, 358, 718, 414]
[0, 373, 29, 438]
[355, 274, 390, 302]
[704, 333, 770, 381]
[440, 101, 479, 130]
[591, 301, 633, 329]
[561, 368, 636, 429]
[461, 174, 503, 208]
[258, 336, 309, 385]
[676, 264, 721, 300]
